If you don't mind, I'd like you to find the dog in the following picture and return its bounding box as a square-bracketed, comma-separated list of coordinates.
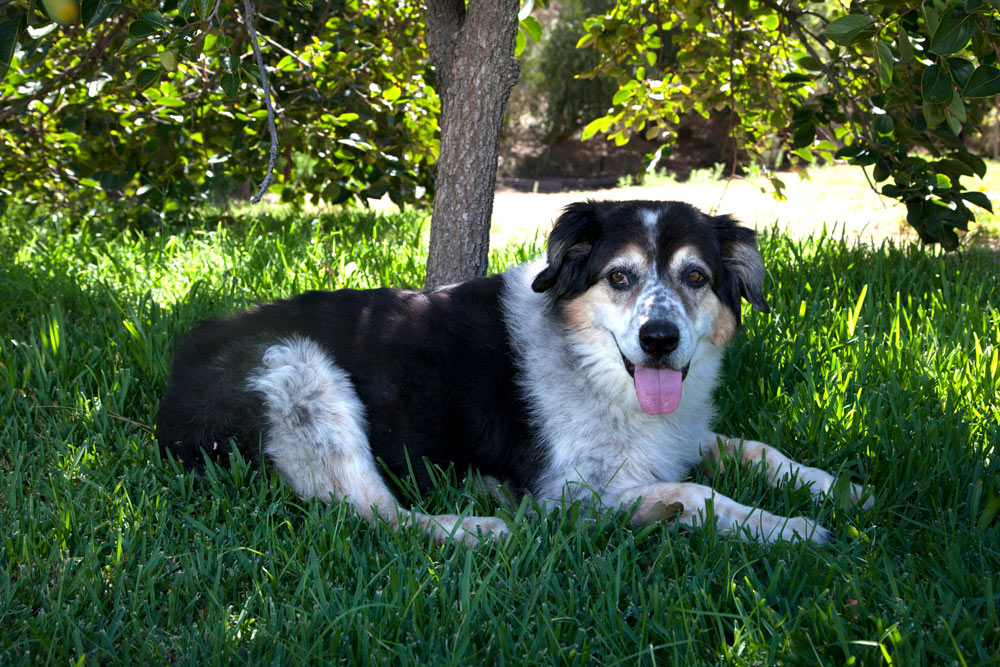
[155, 200, 872, 546]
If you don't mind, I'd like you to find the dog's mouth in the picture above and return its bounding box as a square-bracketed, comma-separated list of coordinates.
[618, 348, 690, 416]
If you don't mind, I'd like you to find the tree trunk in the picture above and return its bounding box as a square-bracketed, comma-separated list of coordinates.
[424, 0, 520, 289]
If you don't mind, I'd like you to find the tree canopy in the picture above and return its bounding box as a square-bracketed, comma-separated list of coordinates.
[578, 0, 1000, 248]
[1, 0, 438, 225]
[2, 0, 999, 249]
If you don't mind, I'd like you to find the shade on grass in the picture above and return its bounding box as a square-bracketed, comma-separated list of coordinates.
[1, 206, 997, 664]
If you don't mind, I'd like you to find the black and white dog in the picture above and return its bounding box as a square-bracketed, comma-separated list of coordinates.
[156, 200, 872, 545]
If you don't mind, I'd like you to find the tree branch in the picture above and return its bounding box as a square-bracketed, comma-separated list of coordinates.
[764, 0, 870, 141]
[241, 0, 279, 204]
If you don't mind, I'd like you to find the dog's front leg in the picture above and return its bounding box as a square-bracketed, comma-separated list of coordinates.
[700, 435, 874, 510]
[612, 482, 831, 543]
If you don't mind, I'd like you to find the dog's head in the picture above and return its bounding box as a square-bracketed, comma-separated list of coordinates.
[532, 200, 769, 415]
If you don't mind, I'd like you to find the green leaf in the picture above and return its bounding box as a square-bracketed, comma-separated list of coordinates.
[836, 144, 864, 159]
[874, 41, 893, 90]
[960, 191, 993, 211]
[936, 158, 974, 177]
[945, 94, 965, 134]
[135, 67, 162, 91]
[797, 56, 823, 71]
[946, 91, 967, 122]
[921, 64, 953, 103]
[882, 184, 905, 198]
[953, 151, 988, 177]
[382, 85, 401, 102]
[515, 28, 525, 57]
[825, 15, 876, 46]
[612, 87, 633, 105]
[792, 147, 814, 162]
[963, 65, 1000, 97]
[873, 162, 890, 182]
[898, 27, 914, 64]
[221, 71, 239, 98]
[153, 95, 185, 107]
[923, 100, 946, 128]
[922, 4, 940, 37]
[138, 9, 170, 30]
[581, 116, 611, 140]
[0, 17, 19, 83]
[82, 0, 117, 29]
[520, 16, 541, 42]
[947, 57, 974, 90]
[930, 13, 974, 54]
[195, 0, 215, 19]
[792, 123, 815, 149]
[127, 19, 160, 39]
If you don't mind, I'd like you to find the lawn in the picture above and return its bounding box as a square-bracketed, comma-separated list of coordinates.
[1, 203, 998, 664]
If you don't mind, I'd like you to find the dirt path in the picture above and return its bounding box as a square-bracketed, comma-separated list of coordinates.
[489, 165, 917, 249]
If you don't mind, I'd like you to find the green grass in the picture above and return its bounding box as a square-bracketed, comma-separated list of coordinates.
[1, 204, 998, 664]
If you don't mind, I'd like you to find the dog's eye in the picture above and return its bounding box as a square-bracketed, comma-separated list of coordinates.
[607, 270, 631, 289]
[685, 269, 708, 286]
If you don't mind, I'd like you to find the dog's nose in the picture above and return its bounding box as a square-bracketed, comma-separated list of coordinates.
[639, 320, 680, 357]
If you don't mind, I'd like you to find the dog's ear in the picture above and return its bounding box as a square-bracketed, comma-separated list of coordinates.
[712, 215, 769, 324]
[531, 201, 601, 298]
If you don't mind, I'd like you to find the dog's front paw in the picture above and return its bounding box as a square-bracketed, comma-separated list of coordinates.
[827, 476, 876, 511]
[456, 516, 510, 547]
[850, 483, 875, 511]
[784, 516, 832, 545]
[753, 514, 831, 545]
[799, 466, 875, 511]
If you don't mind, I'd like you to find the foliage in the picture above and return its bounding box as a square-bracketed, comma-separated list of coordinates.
[2, 205, 999, 662]
[579, 0, 1000, 248]
[535, 0, 618, 142]
[0, 0, 439, 225]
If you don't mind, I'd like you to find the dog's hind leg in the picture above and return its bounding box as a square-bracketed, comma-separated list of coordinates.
[700, 435, 874, 510]
[248, 337, 508, 546]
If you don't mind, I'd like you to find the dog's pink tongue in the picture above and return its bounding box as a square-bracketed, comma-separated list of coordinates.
[633, 366, 683, 415]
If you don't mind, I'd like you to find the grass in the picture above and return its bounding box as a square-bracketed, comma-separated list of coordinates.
[1, 203, 998, 664]
[617, 163, 728, 188]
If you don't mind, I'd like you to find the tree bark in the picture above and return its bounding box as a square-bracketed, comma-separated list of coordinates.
[424, 0, 520, 289]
